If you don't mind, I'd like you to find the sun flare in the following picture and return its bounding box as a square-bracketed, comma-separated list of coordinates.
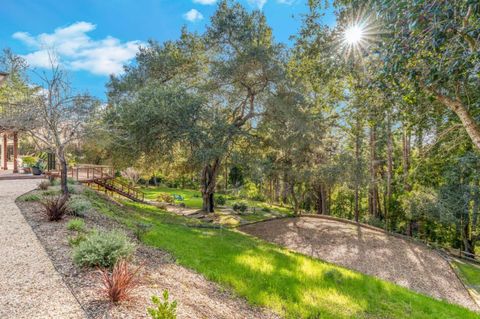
[344, 25, 364, 45]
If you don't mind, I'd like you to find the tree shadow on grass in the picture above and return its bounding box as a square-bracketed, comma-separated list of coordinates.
[88, 192, 477, 319]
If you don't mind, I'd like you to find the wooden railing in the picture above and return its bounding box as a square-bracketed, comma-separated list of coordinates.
[94, 177, 145, 202]
[46, 164, 115, 182]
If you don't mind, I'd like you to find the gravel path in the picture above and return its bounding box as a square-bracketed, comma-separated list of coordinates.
[0, 179, 85, 319]
[240, 216, 479, 311]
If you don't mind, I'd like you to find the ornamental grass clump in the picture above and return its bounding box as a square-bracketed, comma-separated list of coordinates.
[73, 230, 135, 268]
[99, 259, 141, 303]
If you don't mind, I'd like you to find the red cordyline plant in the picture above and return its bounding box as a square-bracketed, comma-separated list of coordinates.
[98, 259, 142, 303]
[41, 195, 68, 221]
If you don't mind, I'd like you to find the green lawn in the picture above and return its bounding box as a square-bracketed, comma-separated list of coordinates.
[453, 260, 480, 293]
[84, 189, 478, 319]
[141, 186, 292, 213]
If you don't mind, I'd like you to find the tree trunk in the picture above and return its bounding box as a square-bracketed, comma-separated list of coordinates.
[386, 115, 393, 229]
[57, 149, 69, 199]
[282, 171, 289, 205]
[434, 92, 480, 151]
[402, 125, 411, 191]
[369, 125, 379, 218]
[201, 158, 221, 213]
[354, 120, 362, 223]
[290, 183, 300, 215]
[462, 221, 475, 257]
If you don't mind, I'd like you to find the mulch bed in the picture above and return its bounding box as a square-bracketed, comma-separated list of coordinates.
[16, 192, 278, 319]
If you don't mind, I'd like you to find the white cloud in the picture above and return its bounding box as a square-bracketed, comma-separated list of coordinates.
[277, 0, 295, 4]
[193, 0, 216, 5]
[183, 9, 204, 22]
[248, 0, 268, 9]
[12, 22, 142, 76]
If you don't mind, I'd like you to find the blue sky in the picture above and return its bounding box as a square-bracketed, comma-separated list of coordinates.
[1, 0, 336, 100]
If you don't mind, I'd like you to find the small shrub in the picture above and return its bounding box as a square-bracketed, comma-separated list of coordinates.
[147, 290, 177, 319]
[41, 196, 69, 221]
[157, 193, 175, 204]
[18, 193, 41, 202]
[250, 194, 266, 202]
[73, 230, 135, 268]
[68, 234, 87, 247]
[216, 195, 226, 206]
[38, 180, 51, 190]
[99, 259, 141, 303]
[261, 207, 271, 213]
[67, 218, 86, 232]
[22, 156, 37, 167]
[68, 196, 92, 217]
[134, 222, 152, 240]
[232, 202, 248, 213]
[42, 189, 61, 196]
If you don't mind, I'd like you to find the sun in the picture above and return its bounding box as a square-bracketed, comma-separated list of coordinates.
[344, 25, 364, 45]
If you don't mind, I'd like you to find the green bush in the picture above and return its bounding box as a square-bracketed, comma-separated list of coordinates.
[232, 201, 248, 213]
[22, 156, 37, 167]
[216, 195, 226, 206]
[68, 234, 87, 247]
[67, 218, 85, 232]
[18, 193, 41, 202]
[38, 181, 51, 190]
[157, 193, 175, 204]
[42, 189, 61, 196]
[73, 230, 135, 268]
[261, 206, 271, 213]
[147, 290, 177, 319]
[68, 196, 92, 217]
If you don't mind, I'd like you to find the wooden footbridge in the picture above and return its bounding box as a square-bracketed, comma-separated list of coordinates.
[46, 164, 145, 202]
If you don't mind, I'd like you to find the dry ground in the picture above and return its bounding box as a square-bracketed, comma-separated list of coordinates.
[240, 216, 479, 311]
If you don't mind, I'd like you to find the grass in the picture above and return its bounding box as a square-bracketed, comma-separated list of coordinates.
[452, 259, 480, 293]
[141, 186, 291, 213]
[84, 189, 478, 319]
[67, 218, 86, 232]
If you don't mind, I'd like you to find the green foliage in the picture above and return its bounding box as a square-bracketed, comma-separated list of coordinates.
[232, 201, 248, 213]
[399, 187, 439, 222]
[22, 156, 37, 167]
[38, 181, 51, 190]
[72, 230, 135, 268]
[68, 195, 92, 217]
[87, 191, 478, 319]
[67, 218, 86, 232]
[147, 290, 178, 319]
[18, 193, 41, 202]
[157, 193, 175, 204]
[453, 260, 480, 293]
[216, 195, 226, 206]
[68, 234, 87, 247]
[228, 166, 244, 188]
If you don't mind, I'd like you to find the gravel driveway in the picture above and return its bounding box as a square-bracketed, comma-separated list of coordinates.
[240, 216, 479, 311]
[0, 179, 85, 319]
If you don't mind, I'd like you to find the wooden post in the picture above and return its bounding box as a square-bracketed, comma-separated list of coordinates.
[13, 132, 18, 173]
[2, 134, 7, 170]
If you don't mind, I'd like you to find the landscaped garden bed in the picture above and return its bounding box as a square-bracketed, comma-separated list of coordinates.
[16, 184, 277, 319]
[14, 182, 480, 319]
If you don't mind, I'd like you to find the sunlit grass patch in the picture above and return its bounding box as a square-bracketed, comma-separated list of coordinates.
[84, 189, 478, 319]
